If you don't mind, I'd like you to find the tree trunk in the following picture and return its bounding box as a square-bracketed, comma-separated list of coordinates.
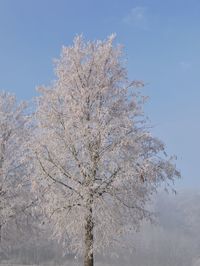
[84, 205, 94, 266]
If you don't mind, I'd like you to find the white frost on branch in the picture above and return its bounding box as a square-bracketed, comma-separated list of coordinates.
[0, 91, 33, 248]
[30, 35, 180, 257]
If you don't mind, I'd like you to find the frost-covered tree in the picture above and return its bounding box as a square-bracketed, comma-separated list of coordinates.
[0, 91, 32, 253]
[31, 35, 180, 266]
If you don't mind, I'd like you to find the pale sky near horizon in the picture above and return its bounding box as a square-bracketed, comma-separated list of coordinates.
[0, 0, 199, 189]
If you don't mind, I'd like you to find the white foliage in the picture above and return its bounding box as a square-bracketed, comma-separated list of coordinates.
[0, 91, 31, 247]
[30, 35, 180, 256]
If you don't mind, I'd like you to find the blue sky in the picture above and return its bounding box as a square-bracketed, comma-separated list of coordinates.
[0, 0, 199, 189]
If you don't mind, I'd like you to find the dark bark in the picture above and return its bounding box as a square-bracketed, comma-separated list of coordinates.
[84, 202, 94, 266]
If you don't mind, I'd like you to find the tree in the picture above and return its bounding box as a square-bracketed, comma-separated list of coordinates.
[0, 91, 32, 255]
[30, 35, 180, 266]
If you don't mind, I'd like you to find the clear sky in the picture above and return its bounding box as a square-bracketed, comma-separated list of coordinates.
[0, 0, 199, 189]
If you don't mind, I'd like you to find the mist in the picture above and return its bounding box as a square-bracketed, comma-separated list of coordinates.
[1, 189, 199, 266]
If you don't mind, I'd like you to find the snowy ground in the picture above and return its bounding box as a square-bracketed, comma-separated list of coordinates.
[0, 261, 112, 266]
[0, 264, 113, 266]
